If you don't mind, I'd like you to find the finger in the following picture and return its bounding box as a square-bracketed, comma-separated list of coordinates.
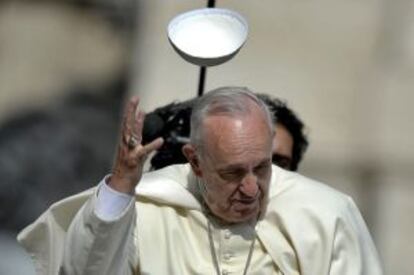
[126, 97, 139, 130]
[132, 110, 145, 144]
[122, 97, 140, 145]
[140, 137, 164, 156]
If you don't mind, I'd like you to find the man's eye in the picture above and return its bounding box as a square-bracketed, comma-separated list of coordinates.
[220, 171, 243, 181]
[254, 163, 270, 175]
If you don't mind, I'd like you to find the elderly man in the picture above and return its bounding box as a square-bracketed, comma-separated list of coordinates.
[18, 87, 382, 274]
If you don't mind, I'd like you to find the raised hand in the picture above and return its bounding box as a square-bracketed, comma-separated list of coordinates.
[109, 97, 164, 194]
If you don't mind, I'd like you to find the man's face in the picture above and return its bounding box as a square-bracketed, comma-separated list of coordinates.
[272, 123, 294, 170]
[196, 112, 273, 224]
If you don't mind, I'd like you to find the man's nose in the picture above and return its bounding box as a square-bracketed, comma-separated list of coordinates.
[239, 173, 259, 198]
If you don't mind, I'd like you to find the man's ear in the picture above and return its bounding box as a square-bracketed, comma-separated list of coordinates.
[182, 144, 202, 177]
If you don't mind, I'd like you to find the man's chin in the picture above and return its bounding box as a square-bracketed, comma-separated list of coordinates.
[211, 203, 261, 224]
[229, 205, 260, 223]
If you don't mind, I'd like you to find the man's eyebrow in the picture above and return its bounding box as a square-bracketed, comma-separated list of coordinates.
[218, 158, 271, 172]
[257, 158, 272, 165]
[217, 165, 245, 174]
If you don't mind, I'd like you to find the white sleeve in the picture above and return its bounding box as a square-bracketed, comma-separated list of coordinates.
[62, 177, 138, 275]
[94, 176, 134, 221]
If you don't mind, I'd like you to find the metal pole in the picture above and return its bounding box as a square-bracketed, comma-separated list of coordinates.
[197, 0, 216, 96]
[197, 66, 207, 97]
[207, 0, 216, 8]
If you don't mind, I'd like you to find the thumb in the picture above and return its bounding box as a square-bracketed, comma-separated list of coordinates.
[141, 137, 164, 155]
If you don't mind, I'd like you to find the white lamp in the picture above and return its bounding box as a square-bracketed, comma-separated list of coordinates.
[168, 8, 248, 67]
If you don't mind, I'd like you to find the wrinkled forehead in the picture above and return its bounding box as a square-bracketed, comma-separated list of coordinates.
[206, 96, 265, 117]
[201, 114, 273, 162]
[191, 90, 275, 154]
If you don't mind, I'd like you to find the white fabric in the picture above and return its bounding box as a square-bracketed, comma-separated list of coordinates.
[94, 176, 134, 221]
[17, 164, 383, 275]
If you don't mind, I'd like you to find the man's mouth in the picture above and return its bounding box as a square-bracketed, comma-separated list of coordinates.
[237, 198, 257, 204]
[234, 191, 261, 204]
[232, 199, 259, 211]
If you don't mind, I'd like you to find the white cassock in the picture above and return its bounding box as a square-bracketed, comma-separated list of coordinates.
[18, 164, 383, 275]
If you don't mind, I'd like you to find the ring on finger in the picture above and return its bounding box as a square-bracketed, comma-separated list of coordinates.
[127, 136, 139, 150]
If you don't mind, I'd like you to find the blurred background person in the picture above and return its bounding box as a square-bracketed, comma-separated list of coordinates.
[257, 94, 308, 171]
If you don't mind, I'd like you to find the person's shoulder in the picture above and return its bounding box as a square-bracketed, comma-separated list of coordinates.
[262, 166, 358, 241]
[141, 163, 193, 186]
[137, 164, 201, 210]
[261, 168, 382, 275]
[268, 165, 353, 217]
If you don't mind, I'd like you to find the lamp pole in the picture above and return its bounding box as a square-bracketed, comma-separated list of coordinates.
[197, 0, 216, 97]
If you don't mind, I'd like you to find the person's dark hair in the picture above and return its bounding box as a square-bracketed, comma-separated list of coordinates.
[256, 94, 308, 171]
[145, 91, 308, 171]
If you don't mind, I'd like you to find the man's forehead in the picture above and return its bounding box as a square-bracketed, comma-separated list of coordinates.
[203, 114, 243, 130]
